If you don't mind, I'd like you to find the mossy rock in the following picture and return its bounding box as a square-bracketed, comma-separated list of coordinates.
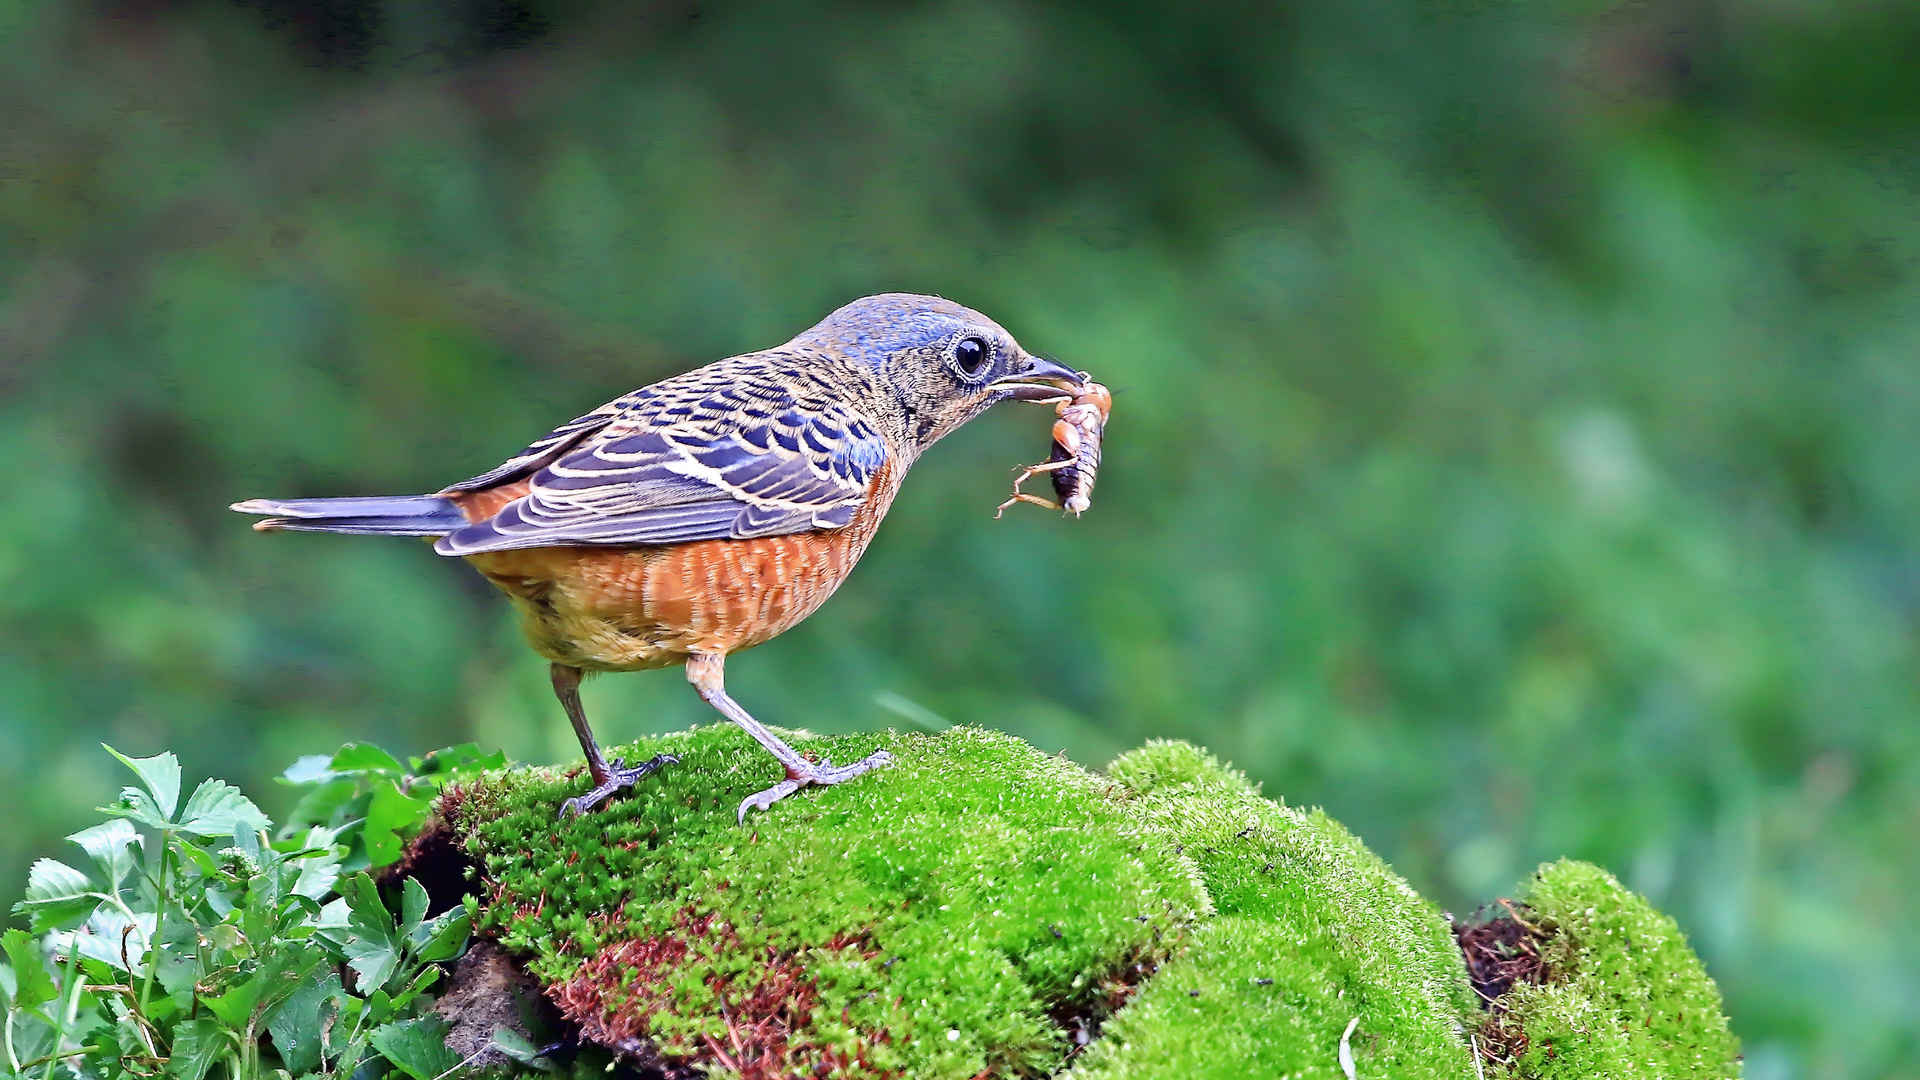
[422, 725, 1737, 1078]
[1471, 860, 1742, 1079]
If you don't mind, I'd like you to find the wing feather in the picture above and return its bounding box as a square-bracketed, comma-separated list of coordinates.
[434, 384, 890, 556]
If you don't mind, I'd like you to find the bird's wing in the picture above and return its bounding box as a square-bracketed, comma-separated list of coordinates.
[433, 389, 892, 556]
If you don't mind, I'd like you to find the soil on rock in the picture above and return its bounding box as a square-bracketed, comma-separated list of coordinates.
[1453, 901, 1553, 1066]
[432, 942, 564, 1071]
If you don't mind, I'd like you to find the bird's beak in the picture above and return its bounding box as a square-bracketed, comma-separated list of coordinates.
[991, 354, 1085, 402]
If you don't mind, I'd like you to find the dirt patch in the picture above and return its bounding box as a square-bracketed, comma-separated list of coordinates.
[376, 787, 476, 917]
[550, 910, 895, 1079]
[432, 941, 563, 1070]
[1456, 901, 1551, 1005]
[1049, 953, 1161, 1060]
[1453, 900, 1553, 1067]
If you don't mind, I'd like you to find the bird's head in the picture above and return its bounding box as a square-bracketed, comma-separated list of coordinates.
[793, 293, 1083, 454]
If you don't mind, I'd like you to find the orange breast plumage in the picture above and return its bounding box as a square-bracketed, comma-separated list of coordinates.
[454, 463, 900, 671]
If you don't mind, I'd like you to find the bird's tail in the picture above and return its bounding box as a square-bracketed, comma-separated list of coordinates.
[229, 495, 466, 537]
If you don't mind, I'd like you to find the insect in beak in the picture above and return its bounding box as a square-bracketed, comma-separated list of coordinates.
[990, 354, 1085, 402]
[995, 379, 1112, 519]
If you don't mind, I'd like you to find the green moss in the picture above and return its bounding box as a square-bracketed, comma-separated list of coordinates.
[437, 731, 1735, 1079]
[452, 725, 1210, 1078]
[1103, 739, 1260, 802]
[1497, 860, 1740, 1080]
[1066, 742, 1478, 1079]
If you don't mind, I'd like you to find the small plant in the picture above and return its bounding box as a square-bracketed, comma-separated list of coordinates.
[2, 744, 496, 1079]
[279, 743, 505, 873]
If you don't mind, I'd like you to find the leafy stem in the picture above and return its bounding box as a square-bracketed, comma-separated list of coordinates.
[5, 1003, 20, 1074]
[42, 938, 84, 1080]
[138, 834, 170, 1022]
[15, 1042, 107, 1070]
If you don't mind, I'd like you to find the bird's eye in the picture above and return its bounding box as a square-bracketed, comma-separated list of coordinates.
[952, 336, 991, 379]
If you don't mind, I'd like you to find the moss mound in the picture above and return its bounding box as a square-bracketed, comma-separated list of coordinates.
[1471, 860, 1741, 1079]
[430, 726, 1737, 1079]
[1067, 741, 1478, 1079]
[451, 725, 1210, 1077]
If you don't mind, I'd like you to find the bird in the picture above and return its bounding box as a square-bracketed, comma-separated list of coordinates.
[233, 294, 1083, 821]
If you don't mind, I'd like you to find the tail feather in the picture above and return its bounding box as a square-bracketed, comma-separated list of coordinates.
[230, 495, 465, 537]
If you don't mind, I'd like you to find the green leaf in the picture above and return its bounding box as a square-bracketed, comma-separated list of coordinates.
[2, 928, 57, 1009]
[330, 744, 406, 776]
[413, 743, 505, 776]
[370, 1017, 461, 1080]
[105, 744, 182, 820]
[52, 908, 155, 972]
[399, 877, 429, 938]
[287, 830, 345, 900]
[411, 907, 471, 964]
[279, 754, 339, 785]
[265, 971, 343, 1075]
[21, 857, 95, 904]
[281, 779, 360, 835]
[15, 858, 101, 931]
[167, 1017, 228, 1080]
[204, 943, 325, 1030]
[338, 873, 386, 931]
[364, 781, 433, 868]
[275, 897, 323, 939]
[0, 1003, 55, 1065]
[173, 840, 222, 877]
[206, 922, 245, 958]
[202, 980, 257, 1030]
[488, 1026, 558, 1071]
[176, 777, 271, 838]
[345, 928, 400, 993]
[68, 819, 141, 889]
[314, 896, 350, 936]
[335, 991, 367, 1036]
[230, 823, 270, 871]
[387, 965, 441, 1014]
[154, 939, 201, 1003]
[339, 874, 399, 990]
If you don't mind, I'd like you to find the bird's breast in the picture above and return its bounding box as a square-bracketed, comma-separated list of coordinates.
[461, 462, 901, 671]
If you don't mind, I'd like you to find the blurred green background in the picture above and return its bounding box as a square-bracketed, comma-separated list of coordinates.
[3, 1, 1916, 1075]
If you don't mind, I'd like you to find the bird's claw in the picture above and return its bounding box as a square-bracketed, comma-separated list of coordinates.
[736, 748, 895, 824]
[558, 752, 680, 818]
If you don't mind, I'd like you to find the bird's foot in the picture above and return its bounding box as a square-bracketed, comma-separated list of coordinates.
[558, 753, 680, 818]
[737, 748, 895, 824]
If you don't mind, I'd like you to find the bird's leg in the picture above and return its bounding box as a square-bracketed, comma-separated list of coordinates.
[553, 663, 678, 817]
[685, 653, 894, 823]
